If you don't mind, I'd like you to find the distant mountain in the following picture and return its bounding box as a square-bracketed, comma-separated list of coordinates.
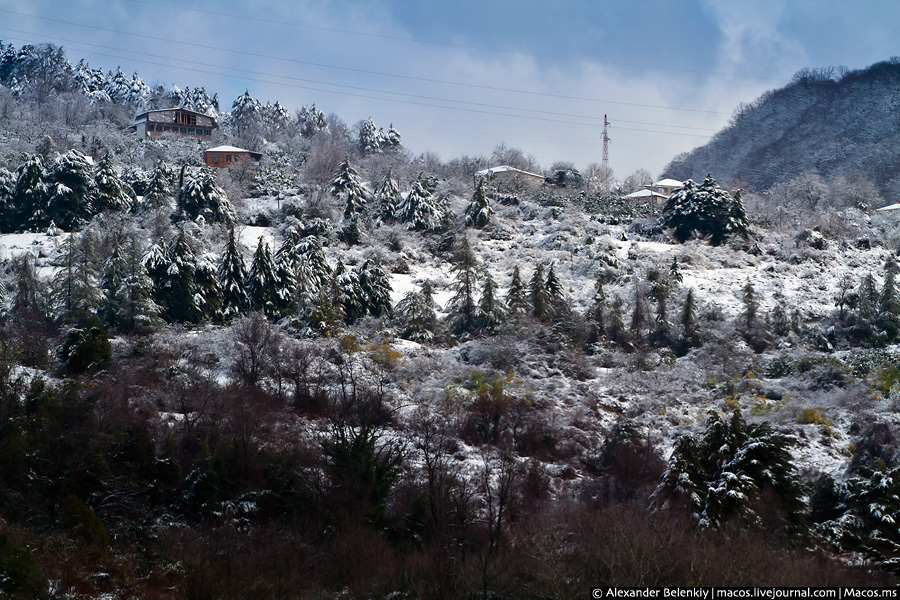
[663, 59, 900, 202]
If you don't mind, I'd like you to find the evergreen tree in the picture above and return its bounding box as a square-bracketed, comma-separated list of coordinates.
[177, 169, 235, 224]
[395, 280, 440, 342]
[230, 90, 262, 137]
[607, 296, 631, 349]
[12, 153, 47, 231]
[0, 166, 16, 232]
[335, 260, 366, 323]
[740, 280, 758, 332]
[52, 232, 102, 323]
[376, 168, 401, 222]
[218, 227, 249, 319]
[159, 230, 202, 323]
[630, 279, 649, 349]
[359, 259, 393, 318]
[100, 234, 127, 326]
[544, 263, 567, 321]
[115, 237, 161, 333]
[661, 175, 749, 245]
[588, 276, 606, 335]
[446, 237, 480, 335]
[670, 256, 683, 284]
[194, 258, 224, 323]
[358, 117, 385, 155]
[878, 258, 900, 342]
[45, 150, 97, 231]
[141, 162, 171, 210]
[397, 176, 444, 231]
[94, 153, 133, 212]
[680, 288, 700, 350]
[331, 157, 368, 219]
[505, 265, 530, 316]
[248, 238, 278, 316]
[529, 263, 551, 321]
[465, 178, 493, 228]
[10, 254, 48, 317]
[386, 124, 401, 151]
[654, 410, 802, 531]
[309, 270, 345, 336]
[649, 272, 672, 347]
[477, 270, 507, 333]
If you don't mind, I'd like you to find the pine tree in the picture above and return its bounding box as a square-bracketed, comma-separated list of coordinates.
[661, 175, 749, 245]
[670, 256, 683, 284]
[331, 157, 368, 219]
[177, 169, 235, 224]
[160, 230, 202, 324]
[386, 124, 401, 151]
[115, 237, 161, 333]
[680, 288, 700, 349]
[544, 263, 567, 321]
[100, 234, 127, 326]
[230, 90, 262, 137]
[588, 276, 606, 335]
[141, 162, 171, 210]
[376, 168, 401, 222]
[397, 176, 444, 231]
[309, 270, 344, 336]
[630, 279, 648, 349]
[12, 153, 47, 231]
[248, 238, 278, 316]
[608, 296, 631, 349]
[10, 254, 48, 317]
[358, 117, 385, 155]
[335, 260, 366, 323]
[359, 259, 393, 318]
[465, 178, 493, 228]
[94, 153, 133, 212]
[194, 258, 224, 323]
[52, 232, 103, 323]
[529, 264, 551, 321]
[0, 167, 16, 233]
[396, 280, 439, 342]
[878, 258, 900, 342]
[45, 149, 97, 231]
[477, 270, 507, 333]
[741, 280, 758, 332]
[218, 227, 249, 319]
[505, 265, 530, 316]
[446, 237, 479, 335]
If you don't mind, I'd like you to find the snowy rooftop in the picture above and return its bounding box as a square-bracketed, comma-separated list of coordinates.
[207, 145, 253, 153]
[653, 178, 683, 187]
[475, 165, 545, 179]
[876, 202, 900, 212]
[624, 189, 668, 199]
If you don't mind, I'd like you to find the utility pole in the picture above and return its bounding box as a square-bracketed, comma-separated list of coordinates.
[602, 114, 611, 168]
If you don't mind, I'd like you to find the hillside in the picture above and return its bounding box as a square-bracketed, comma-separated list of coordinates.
[664, 59, 900, 203]
[2, 42, 900, 596]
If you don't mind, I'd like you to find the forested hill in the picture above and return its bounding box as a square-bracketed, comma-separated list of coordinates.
[663, 59, 900, 203]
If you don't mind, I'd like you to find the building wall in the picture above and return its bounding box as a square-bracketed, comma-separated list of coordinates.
[205, 151, 259, 168]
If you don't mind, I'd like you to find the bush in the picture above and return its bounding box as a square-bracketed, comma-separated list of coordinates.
[58, 318, 111, 374]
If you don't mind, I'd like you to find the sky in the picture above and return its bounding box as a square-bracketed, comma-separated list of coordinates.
[1, 0, 898, 179]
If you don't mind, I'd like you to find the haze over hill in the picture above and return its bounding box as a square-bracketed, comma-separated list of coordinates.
[664, 59, 900, 204]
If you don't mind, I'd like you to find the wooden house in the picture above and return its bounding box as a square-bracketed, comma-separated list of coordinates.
[205, 145, 263, 168]
[130, 108, 217, 141]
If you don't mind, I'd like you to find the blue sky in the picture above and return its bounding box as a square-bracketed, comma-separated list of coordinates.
[1, 0, 898, 178]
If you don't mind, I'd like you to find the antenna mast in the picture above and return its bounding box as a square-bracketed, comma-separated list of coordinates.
[602, 114, 611, 167]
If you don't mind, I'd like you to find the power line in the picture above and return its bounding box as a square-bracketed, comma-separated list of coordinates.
[0, 25, 717, 132]
[0, 8, 732, 116]
[121, 0, 790, 84]
[0, 29, 713, 140]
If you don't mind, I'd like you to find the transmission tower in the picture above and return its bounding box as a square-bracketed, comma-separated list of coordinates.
[602, 114, 611, 167]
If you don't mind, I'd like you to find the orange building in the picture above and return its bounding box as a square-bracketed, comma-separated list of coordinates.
[204, 146, 263, 168]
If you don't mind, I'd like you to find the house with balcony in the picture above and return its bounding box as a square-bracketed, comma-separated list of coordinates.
[130, 108, 217, 141]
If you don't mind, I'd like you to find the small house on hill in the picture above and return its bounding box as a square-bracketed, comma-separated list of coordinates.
[130, 108, 217, 141]
[652, 178, 683, 197]
[205, 146, 262, 168]
[475, 165, 546, 189]
[623, 188, 669, 206]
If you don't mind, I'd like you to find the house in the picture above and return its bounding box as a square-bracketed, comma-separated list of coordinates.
[623, 188, 669, 206]
[623, 178, 684, 208]
[204, 146, 263, 168]
[130, 108, 217, 141]
[475, 165, 546, 188]
[651, 178, 683, 197]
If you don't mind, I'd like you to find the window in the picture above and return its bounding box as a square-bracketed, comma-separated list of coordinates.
[213, 154, 219, 163]
[225, 154, 232, 163]
[188, 128, 195, 134]
[180, 127, 186, 134]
